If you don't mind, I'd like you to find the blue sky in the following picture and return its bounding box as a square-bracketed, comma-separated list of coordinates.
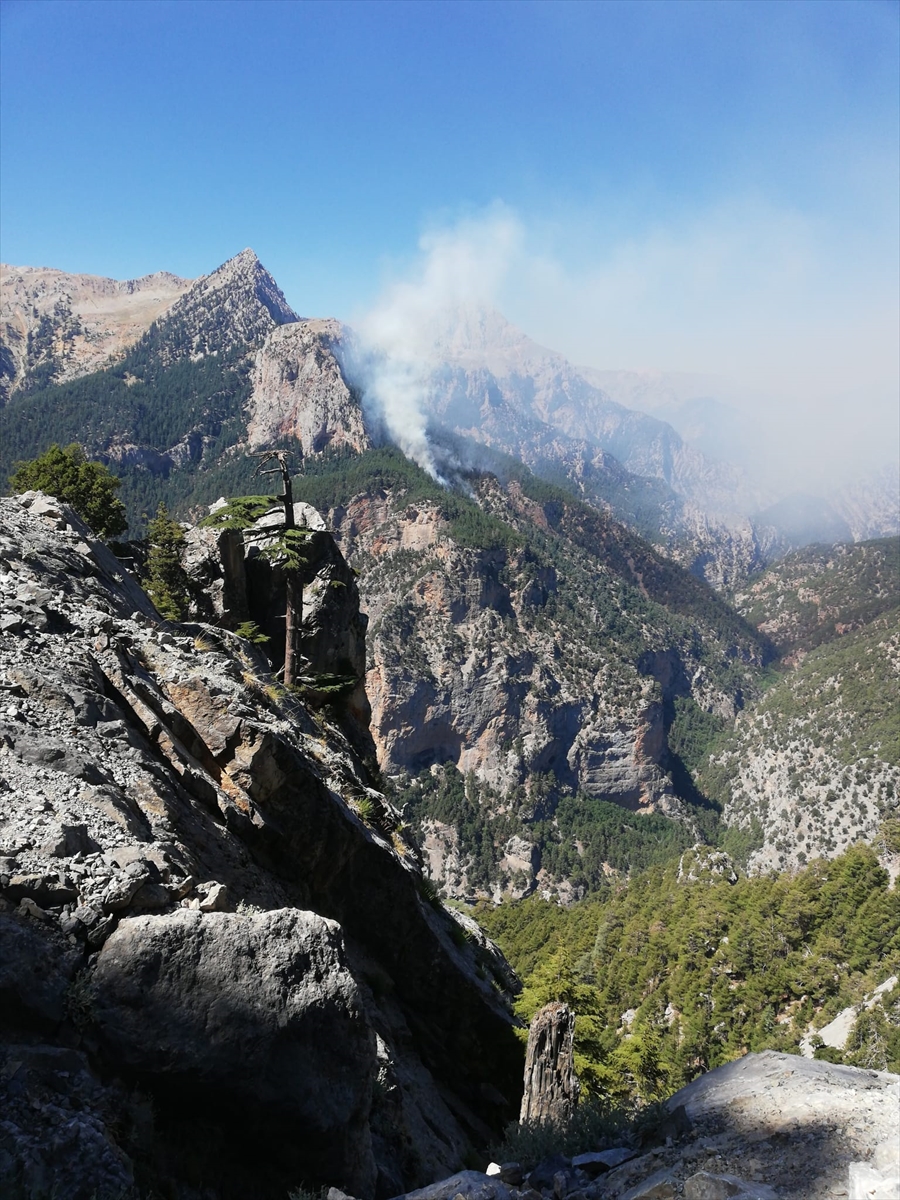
[1, 0, 898, 473]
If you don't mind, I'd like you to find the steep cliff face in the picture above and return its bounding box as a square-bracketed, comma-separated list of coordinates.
[247, 318, 371, 454]
[309, 464, 770, 899]
[0, 262, 192, 400]
[0, 493, 521, 1199]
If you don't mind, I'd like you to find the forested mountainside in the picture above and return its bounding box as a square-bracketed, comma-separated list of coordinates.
[277, 446, 771, 901]
[732, 537, 900, 656]
[5, 251, 896, 593]
[2, 251, 897, 895]
[691, 538, 900, 871]
[478, 842, 900, 1105]
[0, 251, 304, 521]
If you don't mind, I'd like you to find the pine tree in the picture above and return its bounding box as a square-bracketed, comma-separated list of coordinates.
[145, 502, 190, 620]
[9, 442, 127, 538]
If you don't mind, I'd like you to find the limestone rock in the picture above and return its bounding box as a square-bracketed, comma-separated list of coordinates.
[0, 261, 192, 398]
[247, 319, 371, 454]
[620, 1170, 678, 1200]
[0, 1043, 136, 1200]
[683, 1173, 779, 1200]
[0, 912, 80, 1024]
[572, 1149, 637, 1175]
[91, 907, 378, 1195]
[0, 494, 522, 1197]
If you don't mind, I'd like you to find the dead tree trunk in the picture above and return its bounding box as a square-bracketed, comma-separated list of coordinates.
[278, 465, 302, 688]
[254, 450, 302, 688]
[520, 1001, 578, 1125]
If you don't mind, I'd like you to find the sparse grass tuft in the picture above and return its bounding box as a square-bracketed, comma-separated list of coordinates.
[490, 1097, 649, 1166]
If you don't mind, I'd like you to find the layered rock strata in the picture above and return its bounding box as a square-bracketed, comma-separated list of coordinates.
[0, 492, 521, 1199]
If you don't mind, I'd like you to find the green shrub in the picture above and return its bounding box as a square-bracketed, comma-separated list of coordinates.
[144, 501, 190, 620]
[9, 442, 127, 538]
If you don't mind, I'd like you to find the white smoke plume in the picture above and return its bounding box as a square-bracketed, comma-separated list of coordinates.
[343, 197, 897, 505]
[351, 206, 522, 478]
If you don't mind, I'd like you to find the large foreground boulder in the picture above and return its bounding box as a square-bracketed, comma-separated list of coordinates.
[90, 908, 378, 1196]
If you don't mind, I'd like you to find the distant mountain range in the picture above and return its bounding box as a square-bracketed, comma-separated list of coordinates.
[2, 251, 896, 581]
[1, 249, 897, 889]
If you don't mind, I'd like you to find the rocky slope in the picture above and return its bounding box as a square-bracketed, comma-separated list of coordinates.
[279, 453, 772, 900]
[705, 538, 900, 871]
[0, 262, 192, 402]
[732, 537, 900, 658]
[0, 492, 522, 1199]
[381, 1051, 898, 1200]
[596, 1051, 899, 1200]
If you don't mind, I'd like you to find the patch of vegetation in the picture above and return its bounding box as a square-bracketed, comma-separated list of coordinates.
[144, 501, 191, 620]
[391, 766, 697, 898]
[478, 843, 900, 1103]
[735, 537, 900, 656]
[199, 495, 277, 530]
[9, 442, 127, 538]
[234, 620, 269, 645]
[490, 1096, 643, 1166]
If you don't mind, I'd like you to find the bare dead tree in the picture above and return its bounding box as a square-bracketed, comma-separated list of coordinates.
[253, 450, 305, 687]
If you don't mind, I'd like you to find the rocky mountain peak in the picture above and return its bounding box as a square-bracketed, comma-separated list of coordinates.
[0, 262, 193, 399]
[194, 247, 298, 325]
[160, 248, 298, 359]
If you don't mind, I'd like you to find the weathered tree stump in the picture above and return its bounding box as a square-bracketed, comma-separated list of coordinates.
[520, 1000, 578, 1124]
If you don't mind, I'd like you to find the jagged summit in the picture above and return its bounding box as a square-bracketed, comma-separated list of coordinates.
[160, 248, 298, 358]
[0, 250, 298, 400]
[190, 246, 297, 321]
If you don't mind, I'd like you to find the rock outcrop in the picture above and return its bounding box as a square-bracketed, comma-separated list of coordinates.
[247, 319, 372, 454]
[92, 908, 377, 1191]
[0, 492, 522, 1198]
[392, 1051, 900, 1200]
[183, 498, 374, 756]
[520, 1002, 578, 1124]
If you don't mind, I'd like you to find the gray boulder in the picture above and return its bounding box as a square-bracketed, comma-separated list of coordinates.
[90, 907, 378, 1196]
[0, 912, 79, 1025]
[390, 1169, 512, 1200]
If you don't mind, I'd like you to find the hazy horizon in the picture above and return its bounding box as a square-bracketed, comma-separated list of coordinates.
[2, 0, 897, 497]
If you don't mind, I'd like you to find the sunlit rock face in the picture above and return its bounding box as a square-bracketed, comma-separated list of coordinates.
[247, 319, 371, 454]
[0, 493, 521, 1199]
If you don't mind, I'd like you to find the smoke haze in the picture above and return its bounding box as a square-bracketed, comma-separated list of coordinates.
[352, 208, 522, 479]
[353, 201, 898, 499]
